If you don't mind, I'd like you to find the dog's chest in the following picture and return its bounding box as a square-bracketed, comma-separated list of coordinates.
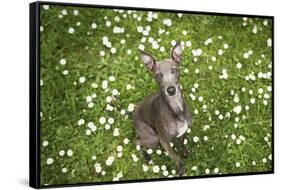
[166, 120, 188, 138]
[176, 120, 188, 138]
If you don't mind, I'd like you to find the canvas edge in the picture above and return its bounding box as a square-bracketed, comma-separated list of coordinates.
[30, 1, 274, 189]
[37, 0, 274, 18]
[271, 16, 275, 174]
[29, 1, 41, 189]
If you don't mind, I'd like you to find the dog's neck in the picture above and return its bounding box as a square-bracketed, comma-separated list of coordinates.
[160, 85, 185, 121]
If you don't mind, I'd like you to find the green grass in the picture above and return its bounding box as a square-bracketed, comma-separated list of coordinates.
[39, 4, 273, 186]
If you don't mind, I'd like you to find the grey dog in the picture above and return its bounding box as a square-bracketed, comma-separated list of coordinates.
[134, 41, 192, 176]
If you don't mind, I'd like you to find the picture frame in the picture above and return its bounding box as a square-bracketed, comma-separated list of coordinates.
[30, 1, 274, 188]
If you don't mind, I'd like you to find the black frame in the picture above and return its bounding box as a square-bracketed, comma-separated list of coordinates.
[29, 1, 274, 189]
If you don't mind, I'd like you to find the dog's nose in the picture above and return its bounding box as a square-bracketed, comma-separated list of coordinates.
[167, 86, 176, 96]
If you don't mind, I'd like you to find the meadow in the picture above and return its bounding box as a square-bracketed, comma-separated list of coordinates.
[39, 4, 273, 186]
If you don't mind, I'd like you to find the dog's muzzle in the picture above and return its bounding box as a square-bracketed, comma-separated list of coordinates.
[167, 86, 176, 96]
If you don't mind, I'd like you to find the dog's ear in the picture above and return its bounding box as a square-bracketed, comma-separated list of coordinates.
[139, 49, 156, 72]
[171, 41, 183, 63]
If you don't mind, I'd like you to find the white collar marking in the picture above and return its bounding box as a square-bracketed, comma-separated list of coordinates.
[177, 120, 188, 138]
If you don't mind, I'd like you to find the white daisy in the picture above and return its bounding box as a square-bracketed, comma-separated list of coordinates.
[112, 89, 119, 96]
[267, 38, 272, 47]
[236, 63, 242, 69]
[213, 168, 219, 174]
[113, 128, 120, 136]
[117, 145, 123, 152]
[128, 103, 135, 112]
[95, 163, 102, 173]
[62, 167, 68, 173]
[163, 19, 172, 27]
[79, 76, 86, 83]
[42, 140, 49, 147]
[59, 150, 65, 156]
[153, 165, 160, 173]
[91, 23, 97, 29]
[233, 105, 242, 114]
[91, 83, 98, 88]
[217, 49, 224, 56]
[61, 9, 67, 15]
[99, 117, 106, 124]
[193, 136, 199, 143]
[191, 166, 197, 171]
[60, 58, 67, 65]
[102, 80, 108, 89]
[68, 27, 75, 34]
[86, 129, 91, 135]
[126, 84, 132, 90]
[105, 124, 111, 130]
[163, 170, 169, 176]
[120, 109, 126, 115]
[77, 119, 85, 126]
[46, 158, 54, 165]
[123, 138, 130, 144]
[106, 96, 112, 103]
[43, 5, 49, 10]
[142, 164, 149, 172]
[235, 162, 240, 167]
[73, 10, 79, 15]
[108, 117, 114, 124]
[109, 76, 115, 81]
[67, 149, 73, 157]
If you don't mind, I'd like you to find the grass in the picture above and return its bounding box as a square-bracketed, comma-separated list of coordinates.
[39, 4, 273, 186]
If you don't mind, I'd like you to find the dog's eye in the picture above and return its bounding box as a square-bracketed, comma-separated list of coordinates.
[155, 72, 163, 81]
[171, 67, 178, 74]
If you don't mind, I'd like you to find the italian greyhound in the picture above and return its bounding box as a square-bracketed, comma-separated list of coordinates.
[134, 41, 192, 176]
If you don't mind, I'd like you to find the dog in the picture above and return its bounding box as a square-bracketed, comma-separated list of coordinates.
[134, 41, 192, 176]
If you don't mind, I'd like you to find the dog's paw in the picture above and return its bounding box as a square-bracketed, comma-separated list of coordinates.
[148, 160, 154, 165]
[181, 148, 191, 158]
[142, 151, 152, 163]
[178, 161, 186, 177]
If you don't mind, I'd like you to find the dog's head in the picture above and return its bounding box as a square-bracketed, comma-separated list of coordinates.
[139, 41, 183, 97]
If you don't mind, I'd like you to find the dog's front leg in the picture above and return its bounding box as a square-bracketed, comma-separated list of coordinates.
[158, 136, 185, 176]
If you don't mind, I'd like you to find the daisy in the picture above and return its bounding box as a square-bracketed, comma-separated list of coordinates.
[153, 165, 160, 173]
[46, 158, 54, 165]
